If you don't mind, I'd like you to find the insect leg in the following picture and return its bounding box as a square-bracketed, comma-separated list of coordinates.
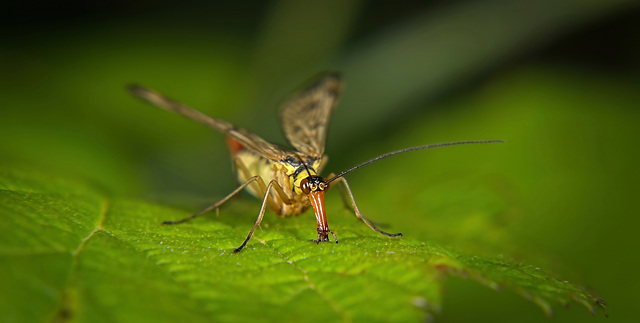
[233, 158, 288, 214]
[233, 179, 294, 253]
[325, 172, 353, 211]
[332, 177, 403, 238]
[163, 176, 263, 225]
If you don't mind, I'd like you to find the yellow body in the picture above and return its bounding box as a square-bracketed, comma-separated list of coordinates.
[234, 149, 326, 217]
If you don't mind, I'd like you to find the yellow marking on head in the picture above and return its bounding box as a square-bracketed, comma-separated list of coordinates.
[292, 162, 322, 195]
[293, 170, 316, 195]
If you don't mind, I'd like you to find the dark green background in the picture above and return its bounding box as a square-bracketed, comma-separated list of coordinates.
[2, 0, 638, 321]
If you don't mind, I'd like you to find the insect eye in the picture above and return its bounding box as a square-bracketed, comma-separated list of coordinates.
[300, 178, 310, 194]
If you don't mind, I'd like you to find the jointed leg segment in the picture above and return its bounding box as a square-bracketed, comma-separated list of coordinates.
[325, 172, 353, 212]
[233, 179, 294, 253]
[332, 176, 403, 238]
[233, 158, 290, 213]
[163, 175, 263, 225]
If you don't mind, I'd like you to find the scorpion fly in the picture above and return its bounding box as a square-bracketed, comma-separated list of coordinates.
[129, 73, 503, 253]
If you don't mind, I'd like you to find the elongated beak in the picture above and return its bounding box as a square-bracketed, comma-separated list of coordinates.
[308, 190, 330, 242]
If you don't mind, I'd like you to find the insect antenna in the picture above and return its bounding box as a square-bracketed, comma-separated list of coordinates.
[325, 140, 504, 184]
[293, 152, 314, 178]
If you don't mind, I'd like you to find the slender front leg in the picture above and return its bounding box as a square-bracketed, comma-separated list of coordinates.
[333, 177, 403, 238]
[325, 172, 353, 211]
[163, 175, 264, 225]
[233, 158, 290, 214]
[234, 179, 294, 253]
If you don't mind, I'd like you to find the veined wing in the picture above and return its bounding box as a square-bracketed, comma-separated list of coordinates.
[280, 73, 342, 158]
[129, 85, 288, 161]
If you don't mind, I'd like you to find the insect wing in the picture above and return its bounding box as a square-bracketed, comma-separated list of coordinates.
[279, 73, 342, 158]
[129, 85, 288, 161]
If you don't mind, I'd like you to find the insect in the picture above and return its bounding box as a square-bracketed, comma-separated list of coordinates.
[129, 73, 503, 253]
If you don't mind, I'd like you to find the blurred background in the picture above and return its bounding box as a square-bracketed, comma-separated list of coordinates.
[2, 0, 639, 321]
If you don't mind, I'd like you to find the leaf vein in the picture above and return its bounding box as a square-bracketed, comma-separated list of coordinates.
[72, 200, 109, 256]
[264, 242, 353, 322]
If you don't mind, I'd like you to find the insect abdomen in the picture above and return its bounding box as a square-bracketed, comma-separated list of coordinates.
[226, 136, 244, 155]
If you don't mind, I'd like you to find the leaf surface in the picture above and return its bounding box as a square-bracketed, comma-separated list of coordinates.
[0, 168, 605, 322]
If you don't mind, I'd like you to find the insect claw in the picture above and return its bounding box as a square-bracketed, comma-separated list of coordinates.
[329, 230, 339, 244]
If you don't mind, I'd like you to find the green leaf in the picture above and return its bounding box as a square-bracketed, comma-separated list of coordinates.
[0, 168, 605, 322]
